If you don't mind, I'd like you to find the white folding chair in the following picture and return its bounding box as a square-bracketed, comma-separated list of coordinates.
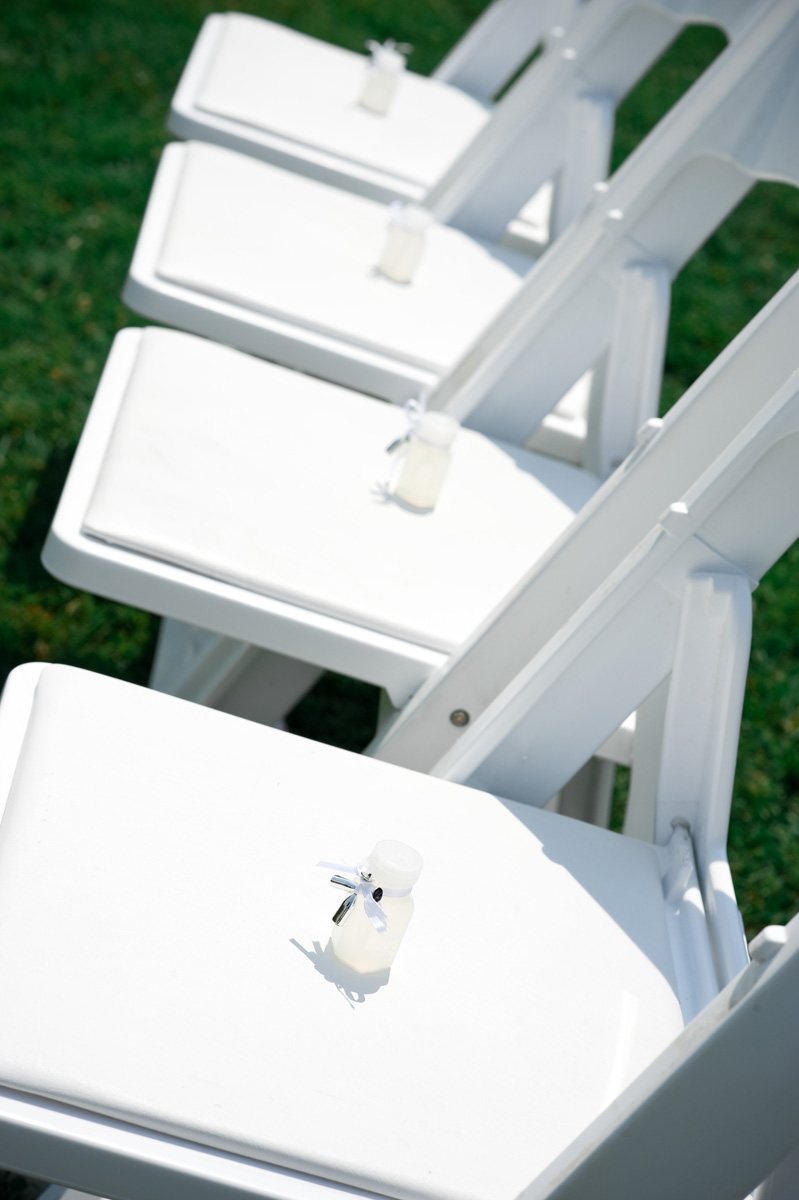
[168, 0, 581, 205]
[122, 0, 761, 403]
[7, 336, 799, 1197]
[43, 256, 799, 753]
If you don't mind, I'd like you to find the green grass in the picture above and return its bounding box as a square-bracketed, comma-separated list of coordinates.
[2, 0, 799, 978]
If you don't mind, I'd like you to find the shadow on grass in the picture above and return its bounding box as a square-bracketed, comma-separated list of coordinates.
[287, 672, 380, 753]
[0, 1172, 47, 1200]
[4, 446, 73, 591]
[0, 444, 158, 691]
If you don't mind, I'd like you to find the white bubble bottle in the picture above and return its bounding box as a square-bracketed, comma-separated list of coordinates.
[393, 411, 460, 510]
[359, 40, 409, 115]
[330, 840, 423, 973]
[378, 203, 432, 284]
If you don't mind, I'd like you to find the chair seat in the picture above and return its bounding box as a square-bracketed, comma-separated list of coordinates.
[181, 14, 491, 190]
[136, 142, 525, 375]
[81, 329, 601, 652]
[0, 664, 685, 1200]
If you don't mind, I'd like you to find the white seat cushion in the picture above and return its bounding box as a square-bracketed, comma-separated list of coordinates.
[193, 15, 490, 188]
[153, 142, 524, 372]
[0, 665, 683, 1200]
[82, 329, 602, 651]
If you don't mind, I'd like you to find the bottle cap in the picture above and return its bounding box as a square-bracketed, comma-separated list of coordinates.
[370, 42, 407, 73]
[366, 840, 423, 891]
[417, 411, 459, 450]
[389, 202, 433, 235]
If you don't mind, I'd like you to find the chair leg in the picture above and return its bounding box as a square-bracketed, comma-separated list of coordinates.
[208, 648, 322, 727]
[39, 1189, 100, 1200]
[752, 1142, 799, 1200]
[149, 618, 322, 727]
[621, 677, 670, 843]
[554, 757, 615, 827]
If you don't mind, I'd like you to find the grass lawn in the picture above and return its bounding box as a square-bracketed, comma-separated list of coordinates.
[1, 8, 799, 1168]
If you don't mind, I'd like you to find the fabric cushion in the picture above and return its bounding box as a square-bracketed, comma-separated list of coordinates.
[154, 143, 524, 372]
[195, 15, 490, 188]
[82, 329, 602, 651]
[0, 665, 684, 1200]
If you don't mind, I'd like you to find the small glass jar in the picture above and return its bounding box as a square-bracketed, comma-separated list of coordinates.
[359, 41, 408, 115]
[378, 204, 432, 284]
[393, 411, 460, 510]
[330, 840, 423, 973]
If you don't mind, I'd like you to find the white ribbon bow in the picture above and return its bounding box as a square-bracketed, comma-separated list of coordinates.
[318, 859, 410, 934]
[386, 394, 427, 454]
[365, 38, 413, 60]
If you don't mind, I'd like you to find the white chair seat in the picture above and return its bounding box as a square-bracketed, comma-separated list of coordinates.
[174, 14, 491, 193]
[0, 664, 685, 1200]
[81, 328, 601, 652]
[125, 142, 526, 390]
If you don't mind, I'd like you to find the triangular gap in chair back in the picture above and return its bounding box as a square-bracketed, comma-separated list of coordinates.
[431, 0, 579, 102]
[438, 368, 799, 805]
[425, 0, 753, 240]
[523, 913, 799, 1200]
[426, 0, 799, 477]
[369, 270, 799, 774]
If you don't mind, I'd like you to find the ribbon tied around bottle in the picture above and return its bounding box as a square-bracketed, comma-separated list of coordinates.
[386, 394, 427, 455]
[365, 38, 413, 64]
[318, 859, 411, 934]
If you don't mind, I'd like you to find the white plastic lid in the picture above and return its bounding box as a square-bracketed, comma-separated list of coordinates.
[417, 411, 460, 450]
[366, 840, 423, 891]
[389, 202, 433, 234]
[370, 43, 407, 72]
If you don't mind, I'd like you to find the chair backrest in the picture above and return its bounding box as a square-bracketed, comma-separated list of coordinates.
[428, 0, 799, 479]
[372, 270, 799, 986]
[397, 274, 799, 986]
[432, 0, 581, 102]
[440, 371, 799, 802]
[373, 269, 799, 778]
[427, 0, 753, 240]
[525, 915, 799, 1200]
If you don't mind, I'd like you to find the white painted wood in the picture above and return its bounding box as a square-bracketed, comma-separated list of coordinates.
[0, 570, 795, 1200]
[168, 0, 569, 204]
[653, 573, 752, 984]
[549, 92, 616, 237]
[754, 1144, 799, 1200]
[0, 665, 687, 1200]
[143, 142, 526, 377]
[435, 0, 799, 452]
[524, 914, 799, 1200]
[39, 1190, 92, 1200]
[37, 264, 799, 1088]
[435, 367, 799, 803]
[622, 677, 669, 841]
[596, 711, 635, 766]
[42, 326, 598, 709]
[372, 262, 799, 772]
[80, 330, 597, 651]
[45, 267, 799, 776]
[171, 15, 489, 197]
[13, 251, 799, 1200]
[41, 330, 446, 709]
[165, 0, 748, 246]
[553, 756, 616, 826]
[428, 0, 752, 243]
[149, 618, 253, 704]
[433, 0, 581, 99]
[150, 618, 323, 726]
[420, 360, 799, 973]
[591, 261, 671, 477]
[127, 0, 798, 479]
